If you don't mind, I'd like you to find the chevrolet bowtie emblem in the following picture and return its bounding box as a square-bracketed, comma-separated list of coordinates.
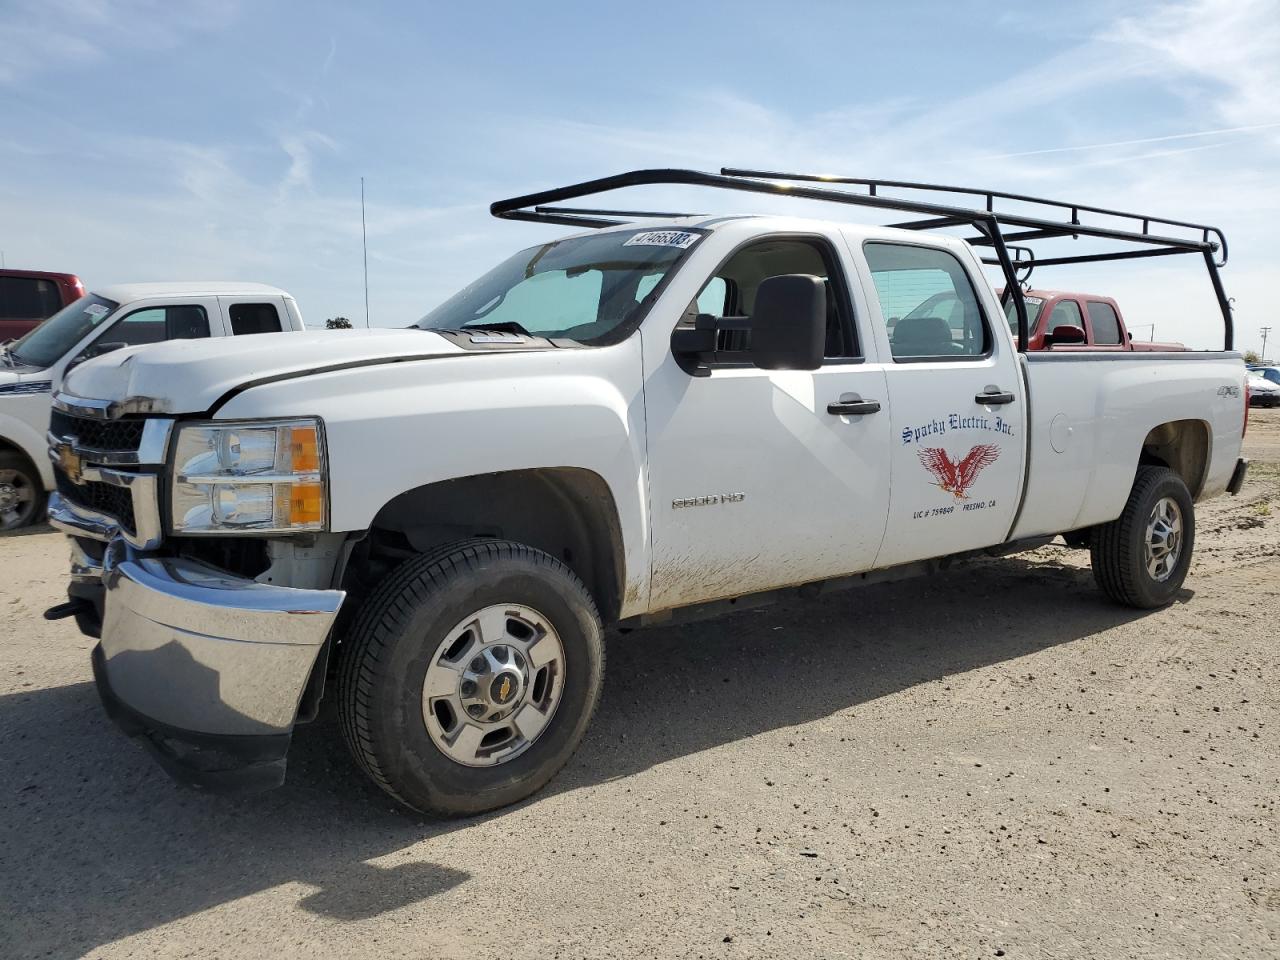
[56, 442, 84, 484]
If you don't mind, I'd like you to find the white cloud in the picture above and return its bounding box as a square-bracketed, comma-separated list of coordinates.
[0, 0, 239, 85]
[1112, 0, 1280, 135]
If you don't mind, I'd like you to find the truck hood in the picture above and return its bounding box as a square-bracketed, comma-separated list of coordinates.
[61, 328, 468, 414]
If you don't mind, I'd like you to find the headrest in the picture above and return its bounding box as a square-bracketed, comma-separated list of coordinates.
[892, 315, 952, 352]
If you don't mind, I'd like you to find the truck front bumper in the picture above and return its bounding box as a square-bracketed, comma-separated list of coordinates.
[67, 536, 344, 792]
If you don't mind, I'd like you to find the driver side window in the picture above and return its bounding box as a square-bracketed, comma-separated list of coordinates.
[686, 237, 859, 360]
[1047, 299, 1084, 331]
[85, 305, 210, 356]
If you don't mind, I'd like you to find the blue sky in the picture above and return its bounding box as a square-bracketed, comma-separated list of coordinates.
[2, 0, 1278, 352]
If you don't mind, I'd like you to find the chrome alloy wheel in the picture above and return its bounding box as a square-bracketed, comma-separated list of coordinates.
[1145, 495, 1183, 582]
[421, 604, 566, 767]
[0, 467, 37, 530]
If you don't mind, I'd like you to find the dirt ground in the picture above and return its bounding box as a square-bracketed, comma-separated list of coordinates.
[2, 413, 1277, 960]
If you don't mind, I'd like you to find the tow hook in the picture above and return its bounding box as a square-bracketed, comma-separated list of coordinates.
[44, 598, 94, 621]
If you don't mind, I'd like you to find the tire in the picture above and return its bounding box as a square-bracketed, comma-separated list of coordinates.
[337, 539, 605, 817]
[1090, 466, 1194, 609]
[0, 451, 46, 532]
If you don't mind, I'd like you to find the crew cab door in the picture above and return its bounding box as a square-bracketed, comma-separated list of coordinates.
[852, 238, 1026, 567]
[642, 233, 892, 611]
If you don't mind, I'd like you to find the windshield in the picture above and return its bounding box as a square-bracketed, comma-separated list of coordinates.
[1003, 295, 1045, 333]
[9, 294, 119, 368]
[416, 228, 705, 344]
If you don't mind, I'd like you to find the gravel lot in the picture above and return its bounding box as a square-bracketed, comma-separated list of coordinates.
[2, 412, 1277, 960]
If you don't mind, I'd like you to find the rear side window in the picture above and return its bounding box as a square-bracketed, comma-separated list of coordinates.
[0, 276, 62, 319]
[864, 243, 990, 359]
[1047, 299, 1085, 330]
[229, 302, 283, 335]
[1087, 301, 1122, 344]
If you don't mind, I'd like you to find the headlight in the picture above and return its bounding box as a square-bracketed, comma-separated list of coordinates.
[170, 419, 327, 533]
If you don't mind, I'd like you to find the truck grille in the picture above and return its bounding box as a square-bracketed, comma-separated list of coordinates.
[49, 409, 146, 452]
[47, 398, 171, 548]
[55, 472, 137, 532]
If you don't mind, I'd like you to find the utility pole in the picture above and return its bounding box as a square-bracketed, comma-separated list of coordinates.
[361, 177, 370, 328]
[1261, 326, 1271, 362]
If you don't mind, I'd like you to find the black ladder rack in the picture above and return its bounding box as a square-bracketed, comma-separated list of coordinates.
[489, 167, 1233, 351]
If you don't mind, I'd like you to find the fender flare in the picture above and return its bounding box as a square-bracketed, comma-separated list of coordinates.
[0, 411, 54, 489]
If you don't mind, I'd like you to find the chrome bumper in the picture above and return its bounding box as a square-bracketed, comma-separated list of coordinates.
[97, 541, 345, 737]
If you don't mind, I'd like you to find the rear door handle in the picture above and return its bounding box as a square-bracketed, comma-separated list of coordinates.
[827, 399, 881, 416]
[975, 389, 1016, 405]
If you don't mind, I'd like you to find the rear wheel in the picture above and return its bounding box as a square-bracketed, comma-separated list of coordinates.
[337, 539, 604, 817]
[0, 452, 45, 531]
[1091, 466, 1194, 608]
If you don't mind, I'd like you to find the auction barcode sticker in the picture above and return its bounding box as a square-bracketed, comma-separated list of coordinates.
[623, 231, 699, 249]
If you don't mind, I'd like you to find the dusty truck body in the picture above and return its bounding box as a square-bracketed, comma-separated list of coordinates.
[46, 169, 1248, 817]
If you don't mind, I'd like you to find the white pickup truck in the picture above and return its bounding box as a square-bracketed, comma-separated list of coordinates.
[46, 169, 1249, 817]
[0, 282, 304, 530]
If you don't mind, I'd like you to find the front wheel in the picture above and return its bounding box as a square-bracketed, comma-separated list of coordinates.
[1090, 466, 1194, 608]
[337, 539, 604, 817]
[0, 451, 46, 532]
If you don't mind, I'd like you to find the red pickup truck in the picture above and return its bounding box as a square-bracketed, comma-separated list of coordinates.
[0, 270, 84, 342]
[997, 288, 1185, 351]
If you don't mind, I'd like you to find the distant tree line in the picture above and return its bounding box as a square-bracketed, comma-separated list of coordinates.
[326, 317, 353, 329]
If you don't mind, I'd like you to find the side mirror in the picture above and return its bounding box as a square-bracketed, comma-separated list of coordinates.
[1044, 324, 1086, 347]
[670, 313, 720, 360]
[671, 313, 753, 374]
[748, 275, 826, 371]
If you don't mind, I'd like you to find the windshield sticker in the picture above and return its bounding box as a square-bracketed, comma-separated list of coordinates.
[623, 231, 699, 249]
[84, 303, 110, 323]
[1022, 296, 1043, 306]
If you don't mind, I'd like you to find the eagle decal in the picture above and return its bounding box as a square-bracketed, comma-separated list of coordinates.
[917, 444, 1001, 500]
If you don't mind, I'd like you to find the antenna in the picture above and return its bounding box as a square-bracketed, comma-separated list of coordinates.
[361, 177, 370, 328]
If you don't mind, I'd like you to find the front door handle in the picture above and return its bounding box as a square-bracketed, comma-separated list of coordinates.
[827, 399, 881, 416]
[975, 389, 1016, 405]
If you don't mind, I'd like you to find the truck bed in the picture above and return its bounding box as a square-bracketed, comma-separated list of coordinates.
[1012, 350, 1245, 541]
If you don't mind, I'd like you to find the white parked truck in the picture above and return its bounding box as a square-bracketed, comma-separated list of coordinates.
[0, 283, 304, 530]
[46, 169, 1249, 817]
